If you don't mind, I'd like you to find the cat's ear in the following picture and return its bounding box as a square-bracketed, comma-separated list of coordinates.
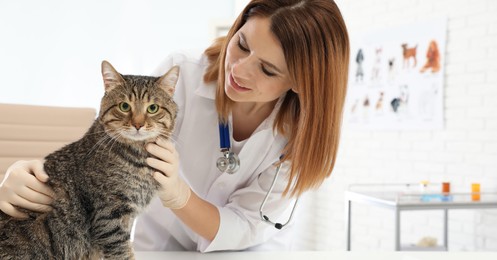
[101, 60, 124, 93]
[158, 66, 180, 96]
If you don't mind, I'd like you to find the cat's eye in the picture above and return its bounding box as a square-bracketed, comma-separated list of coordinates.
[147, 104, 159, 114]
[119, 102, 131, 112]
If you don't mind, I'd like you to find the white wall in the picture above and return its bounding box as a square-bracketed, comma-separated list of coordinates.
[0, 0, 235, 110]
[297, 0, 497, 252]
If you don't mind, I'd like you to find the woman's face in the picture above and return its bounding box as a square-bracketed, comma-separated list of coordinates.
[224, 16, 294, 104]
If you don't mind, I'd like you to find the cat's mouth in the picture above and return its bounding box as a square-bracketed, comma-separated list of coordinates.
[121, 129, 157, 142]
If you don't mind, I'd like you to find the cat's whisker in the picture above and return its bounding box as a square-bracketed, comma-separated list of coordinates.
[107, 131, 124, 154]
[83, 131, 108, 137]
[158, 131, 183, 150]
[158, 129, 177, 141]
[85, 129, 121, 159]
[84, 135, 112, 159]
[171, 138, 184, 150]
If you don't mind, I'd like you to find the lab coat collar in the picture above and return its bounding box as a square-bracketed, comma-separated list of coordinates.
[194, 80, 216, 100]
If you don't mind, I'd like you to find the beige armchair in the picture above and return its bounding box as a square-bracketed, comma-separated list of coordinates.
[0, 103, 96, 174]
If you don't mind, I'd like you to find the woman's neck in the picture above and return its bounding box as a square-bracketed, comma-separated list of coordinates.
[231, 100, 277, 141]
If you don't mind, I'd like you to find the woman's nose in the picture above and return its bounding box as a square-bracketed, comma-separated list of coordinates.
[232, 54, 256, 78]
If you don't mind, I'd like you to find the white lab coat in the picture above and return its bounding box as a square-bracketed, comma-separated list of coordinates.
[132, 50, 297, 252]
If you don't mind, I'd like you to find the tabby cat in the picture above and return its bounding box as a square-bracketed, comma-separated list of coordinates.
[0, 61, 179, 259]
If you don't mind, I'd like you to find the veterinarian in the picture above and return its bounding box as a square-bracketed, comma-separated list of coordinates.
[0, 0, 349, 251]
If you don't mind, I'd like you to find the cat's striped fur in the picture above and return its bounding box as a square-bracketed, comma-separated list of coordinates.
[0, 61, 179, 260]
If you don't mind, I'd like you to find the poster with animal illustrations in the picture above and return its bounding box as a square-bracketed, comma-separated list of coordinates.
[344, 18, 446, 130]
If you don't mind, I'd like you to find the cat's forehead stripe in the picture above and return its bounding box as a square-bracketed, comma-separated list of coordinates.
[140, 88, 148, 101]
[131, 87, 138, 100]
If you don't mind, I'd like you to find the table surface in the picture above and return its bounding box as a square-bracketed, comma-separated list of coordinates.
[135, 251, 497, 260]
[346, 183, 497, 208]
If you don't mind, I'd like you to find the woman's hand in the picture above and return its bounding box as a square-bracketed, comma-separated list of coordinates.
[146, 138, 191, 209]
[0, 160, 54, 218]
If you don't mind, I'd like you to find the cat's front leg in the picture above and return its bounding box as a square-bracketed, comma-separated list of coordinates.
[91, 213, 136, 259]
[101, 240, 135, 260]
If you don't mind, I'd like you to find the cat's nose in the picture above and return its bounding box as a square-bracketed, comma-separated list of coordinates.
[132, 116, 145, 130]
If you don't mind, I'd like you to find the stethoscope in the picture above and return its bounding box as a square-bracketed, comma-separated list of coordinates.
[216, 122, 299, 230]
[216, 123, 240, 174]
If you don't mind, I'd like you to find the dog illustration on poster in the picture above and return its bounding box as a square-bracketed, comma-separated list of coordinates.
[401, 43, 417, 69]
[391, 84, 409, 113]
[355, 48, 365, 82]
[371, 47, 382, 81]
[420, 40, 441, 73]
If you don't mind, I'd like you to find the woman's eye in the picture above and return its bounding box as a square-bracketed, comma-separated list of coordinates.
[261, 65, 276, 77]
[119, 102, 131, 112]
[237, 39, 249, 52]
[147, 104, 159, 114]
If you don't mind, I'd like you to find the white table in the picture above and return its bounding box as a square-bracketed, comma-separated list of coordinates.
[135, 251, 497, 260]
[345, 183, 497, 251]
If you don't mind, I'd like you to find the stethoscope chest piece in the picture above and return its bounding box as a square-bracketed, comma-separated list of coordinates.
[217, 122, 240, 174]
[217, 150, 240, 174]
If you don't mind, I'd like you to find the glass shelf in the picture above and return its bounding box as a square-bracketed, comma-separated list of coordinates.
[347, 183, 497, 209]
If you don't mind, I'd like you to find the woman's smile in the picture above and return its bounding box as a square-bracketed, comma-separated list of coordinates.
[229, 73, 251, 92]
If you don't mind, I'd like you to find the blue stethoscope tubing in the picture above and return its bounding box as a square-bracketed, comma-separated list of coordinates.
[216, 123, 240, 174]
[218, 123, 231, 151]
[217, 122, 299, 229]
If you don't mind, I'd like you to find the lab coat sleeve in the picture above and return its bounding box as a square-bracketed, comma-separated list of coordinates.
[197, 161, 296, 252]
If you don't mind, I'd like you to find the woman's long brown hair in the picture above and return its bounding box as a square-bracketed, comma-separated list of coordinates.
[204, 0, 350, 197]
